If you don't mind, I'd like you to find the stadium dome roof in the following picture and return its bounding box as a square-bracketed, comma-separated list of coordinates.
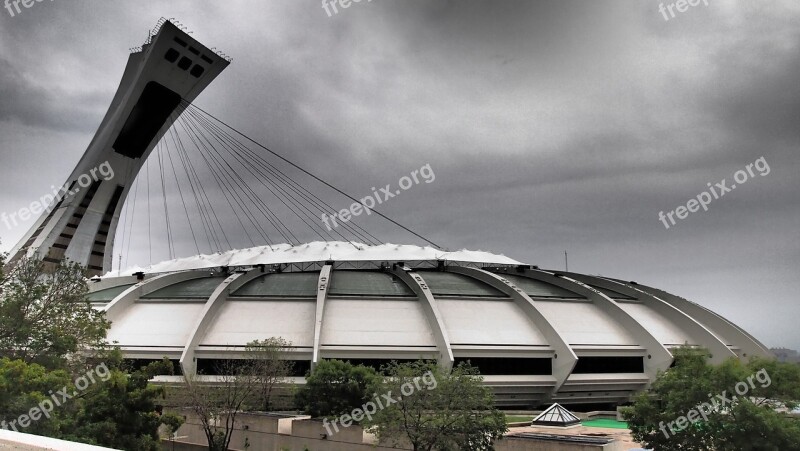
[90, 241, 771, 408]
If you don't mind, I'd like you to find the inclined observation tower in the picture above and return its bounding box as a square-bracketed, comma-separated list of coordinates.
[7, 19, 229, 277]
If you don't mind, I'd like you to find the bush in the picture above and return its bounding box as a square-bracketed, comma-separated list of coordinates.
[295, 359, 381, 418]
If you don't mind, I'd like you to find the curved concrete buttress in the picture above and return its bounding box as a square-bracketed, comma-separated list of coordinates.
[311, 265, 332, 371]
[612, 279, 772, 359]
[567, 273, 737, 364]
[447, 266, 578, 393]
[103, 270, 212, 323]
[391, 267, 455, 370]
[497, 268, 674, 384]
[179, 268, 263, 376]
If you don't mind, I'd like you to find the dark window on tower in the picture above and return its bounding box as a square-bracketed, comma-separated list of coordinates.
[201, 55, 214, 65]
[113, 81, 181, 159]
[177, 56, 192, 70]
[164, 48, 179, 63]
[173, 36, 187, 47]
[190, 65, 205, 78]
[571, 357, 644, 374]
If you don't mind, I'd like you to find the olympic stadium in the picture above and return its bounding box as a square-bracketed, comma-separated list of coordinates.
[86, 241, 771, 408]
[6, 19, 771, 409]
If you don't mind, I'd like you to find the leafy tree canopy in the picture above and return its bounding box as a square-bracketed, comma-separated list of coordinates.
[244, 337, 294, 411]
[622, 346, 800, 451]
[0, 251, 182, 450]
[62, 353, 181, 450]
[365, 361, 507, 451]
[295, 359, 381, 418]
[0, 256, 109, 369]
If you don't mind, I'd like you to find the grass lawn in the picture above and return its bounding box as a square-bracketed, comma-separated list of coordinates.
[505, 415, 535, 423]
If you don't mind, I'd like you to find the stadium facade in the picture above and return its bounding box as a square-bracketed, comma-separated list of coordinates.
[89, 242, 771, 407]
[9, 20, 771, 408]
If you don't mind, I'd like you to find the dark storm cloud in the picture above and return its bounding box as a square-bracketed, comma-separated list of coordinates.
[0, 0, 798, 350]
[711, 52, 800, 148]
[0, 57, 108, 131]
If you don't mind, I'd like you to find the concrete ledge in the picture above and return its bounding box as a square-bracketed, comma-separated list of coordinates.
[0, 429, 119, 450]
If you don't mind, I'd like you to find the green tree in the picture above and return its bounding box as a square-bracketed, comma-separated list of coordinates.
[622, 346, 800, 451]
[365, 361, 507, 451]
[184, 359, 261, 451]
[63, 354, 182, 450]
[0, 354, 181, 449]
[0, 256, 110, 369]
[0, 251, 183, 449]
[0, 357, 73, 436]
[244, 337, 294, 411]
[294, 359, 381, 418]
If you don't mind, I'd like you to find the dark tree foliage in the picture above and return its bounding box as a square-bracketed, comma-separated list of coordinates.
[244, 337, 295, 411]
[294, 359, 381, 419]
[365, 361, 507, 451]
[63, 354, 182, 450]
[184, 358, 261, 451]
[0, 256, 109, 369]
[622, 346, 800, 451]
[0, 251, 183, 450]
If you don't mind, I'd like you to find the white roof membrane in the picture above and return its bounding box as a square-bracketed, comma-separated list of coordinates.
[104, 242, 523, 277]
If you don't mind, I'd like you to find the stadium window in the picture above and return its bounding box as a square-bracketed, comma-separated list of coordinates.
[571, 357, 644, 374]
[453, 357, 552, 375]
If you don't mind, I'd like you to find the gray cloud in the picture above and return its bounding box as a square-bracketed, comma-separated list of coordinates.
[0, 0, 798, 350]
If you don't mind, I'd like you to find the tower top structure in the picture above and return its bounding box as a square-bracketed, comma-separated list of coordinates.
[7, 19, 229, 276]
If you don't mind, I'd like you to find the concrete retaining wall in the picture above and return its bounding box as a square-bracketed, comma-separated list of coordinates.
[163, 410, 624, 451]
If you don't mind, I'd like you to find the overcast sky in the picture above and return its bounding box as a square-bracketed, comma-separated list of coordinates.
[0, 0, 798, 350]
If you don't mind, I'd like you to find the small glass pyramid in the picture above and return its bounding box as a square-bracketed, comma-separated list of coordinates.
[531, 403, 581, 427]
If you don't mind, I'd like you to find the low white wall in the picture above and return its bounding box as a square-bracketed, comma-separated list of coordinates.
[0, 429, 120, 450]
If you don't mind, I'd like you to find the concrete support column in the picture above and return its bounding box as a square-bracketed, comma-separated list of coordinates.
[496, 268, 673, 384]
[447, 266, 578, 393]
[311, 265, 332, 371]
[391, 267, 454, 371]
[103, 270, 211, 322]
[179, 269, 262, 377]
[567, 273, 736, 364]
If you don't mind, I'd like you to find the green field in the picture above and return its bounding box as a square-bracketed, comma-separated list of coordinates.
[505, 415, 535, 423]
[581, 419, 629, 429]
[506, 416, 629, 429]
